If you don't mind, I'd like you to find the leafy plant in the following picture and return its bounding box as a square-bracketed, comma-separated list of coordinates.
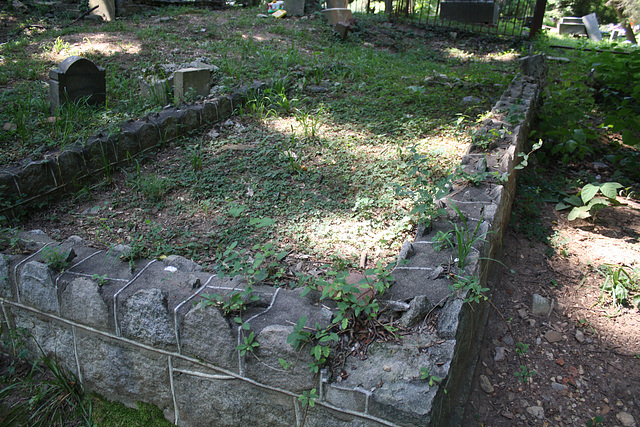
[213, 241, 288, 286]
[596, 264, 640, 309]
[303, 261, 394, 330]
[587, 415, 604, 427]
[419, 367, 441, 386]
[395, 146, 451, 227]
[449, 275, 489, 304]
[200, 286, 259, 317]
[515, 342, 529, 355]
[298, 388, 318, 408]
[514, 139, 543, 170]
[440, 204, 485, 269]
[589, 48, 640, 147]
[556, 182, 623, 221]
[41, 246, 71, 272]
[236, 331, 259, 356]
[287, 316, 338, 373]
[514, 364, 536, 383]
[91, 274, 108, 287]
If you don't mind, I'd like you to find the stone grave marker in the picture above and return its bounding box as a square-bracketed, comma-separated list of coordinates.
[89, 0, 116, 21]
[582, 13, 603, 41]
[49, 56, 106, 111]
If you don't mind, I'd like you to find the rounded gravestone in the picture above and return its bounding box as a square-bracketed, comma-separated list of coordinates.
[49, 56, 106, 110]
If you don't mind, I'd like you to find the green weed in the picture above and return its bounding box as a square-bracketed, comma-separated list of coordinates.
[419, 367, 442, 386]
[596, 264, 640, 310]
[556, 182, 623, 221]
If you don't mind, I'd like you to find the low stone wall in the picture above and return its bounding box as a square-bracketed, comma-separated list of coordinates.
[0, 58, 546, 426]
[0, 84, 263, 220]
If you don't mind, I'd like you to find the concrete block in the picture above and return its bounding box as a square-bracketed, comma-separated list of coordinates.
[174, 68, 211, 103]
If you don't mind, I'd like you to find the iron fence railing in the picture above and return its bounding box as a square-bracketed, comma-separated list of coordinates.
[344, 0, 536, 37]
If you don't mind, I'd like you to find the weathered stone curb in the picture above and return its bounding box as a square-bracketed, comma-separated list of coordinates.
[0, 56, 547, 426]
[0, 82, 265, 219]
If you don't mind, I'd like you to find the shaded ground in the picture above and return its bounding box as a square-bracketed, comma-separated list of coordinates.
[464, 173, 640, 426]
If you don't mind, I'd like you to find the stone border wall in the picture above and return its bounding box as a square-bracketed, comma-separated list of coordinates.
[0, 57, 546, 426]
[0, 82, 265, 219]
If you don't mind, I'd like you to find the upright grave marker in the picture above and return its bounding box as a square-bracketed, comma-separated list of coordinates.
[49, 56, 106, 111]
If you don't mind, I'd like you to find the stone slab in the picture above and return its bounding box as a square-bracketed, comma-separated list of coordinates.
[174, 68, 211, 103]
[89, 0, 116, 21]
[582, 13, 602, 41]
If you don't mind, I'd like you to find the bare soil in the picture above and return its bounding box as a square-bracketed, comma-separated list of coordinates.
[464, 185, 640, 426]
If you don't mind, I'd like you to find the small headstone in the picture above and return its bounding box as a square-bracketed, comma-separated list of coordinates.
[582, 13, 602, 42]
[49, 56, 106, 111]
[89, 0, 116, 21]
[174, 67, 211, 102]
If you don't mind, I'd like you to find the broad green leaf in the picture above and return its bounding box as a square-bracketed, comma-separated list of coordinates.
[572, 128, 587, 143]
[586, 197, 610, 209]
[580, 184, 599, 204]
[600, 182, 622, 199]
[568, 206, 591, 221]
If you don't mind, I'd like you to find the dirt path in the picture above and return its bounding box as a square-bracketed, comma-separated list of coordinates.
[464, 196, 640, 426]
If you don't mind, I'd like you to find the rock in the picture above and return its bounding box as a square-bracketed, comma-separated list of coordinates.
[400, 295, 433, 327]
[307, 85, 328, 93]
[462, 96, 481, 104]
[121, 288, 176, 348]
[479, 374, 494, 393]
[501, 333, 514, 346]
[531, 293, 551, 315]
[3, 122, 17, 131]
[518, 308, 528, 318]
[545, 330, 563, 343]
[575, 329, 585, 343]
[593, 161, 608, 170]
[180, 304, 237, 370]
[494, 347, 506, 362]
[246, 325, 315, 392]
[162, 255, 202, 272]
[526, 405, 545, 419]
[18, 261, 58, 313]
[60, 277, 109, 329]
[551, 382, 568, 391]
[617, 412, 636, 427]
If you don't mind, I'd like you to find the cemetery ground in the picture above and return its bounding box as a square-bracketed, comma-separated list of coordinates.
[1, 4, 640, 426]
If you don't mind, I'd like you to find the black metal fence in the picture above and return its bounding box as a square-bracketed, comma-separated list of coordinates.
[345, 0, 536, 37]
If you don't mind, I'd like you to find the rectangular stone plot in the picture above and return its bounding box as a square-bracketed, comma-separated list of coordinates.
[75, 332, 172, 410]
[172, 365, 296, 427]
